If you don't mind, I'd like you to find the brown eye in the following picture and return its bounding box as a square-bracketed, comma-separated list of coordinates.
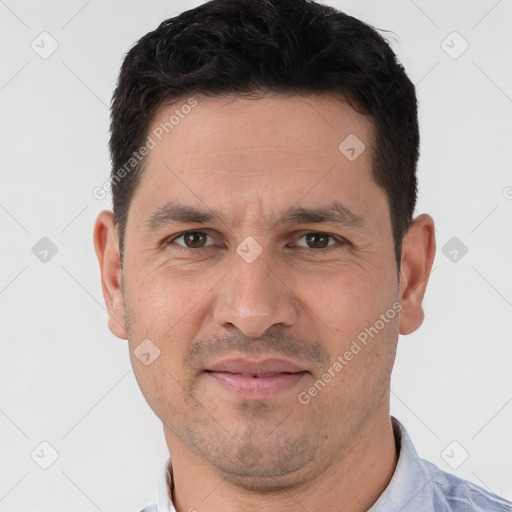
[170, 231, 214, 249]
[306, 233, 329, 248]
[295, 232, 336, 249]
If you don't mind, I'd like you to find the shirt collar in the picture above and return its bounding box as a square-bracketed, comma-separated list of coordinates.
[368, 417, 442, 511]
[156, 456, 173, 512]
[156, 417, 440, 512]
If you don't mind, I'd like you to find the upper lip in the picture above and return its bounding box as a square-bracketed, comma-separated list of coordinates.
[206, 357, 306, 375]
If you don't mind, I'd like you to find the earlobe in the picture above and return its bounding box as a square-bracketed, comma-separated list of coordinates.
[93, 210, 128, 339]
[398, 214, 436, 336]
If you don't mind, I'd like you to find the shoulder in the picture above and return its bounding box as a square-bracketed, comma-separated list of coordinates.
[424, 459, 512, 512]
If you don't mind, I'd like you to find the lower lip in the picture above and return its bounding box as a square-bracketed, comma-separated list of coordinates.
[206, 371, 307, 398]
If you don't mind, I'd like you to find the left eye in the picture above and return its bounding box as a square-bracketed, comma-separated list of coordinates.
[294, 232, 338, 249]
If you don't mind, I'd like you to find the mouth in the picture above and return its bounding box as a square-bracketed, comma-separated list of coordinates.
[204, 357, 308, 398]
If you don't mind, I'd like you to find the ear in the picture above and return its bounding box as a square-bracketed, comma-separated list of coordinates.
[398, 214, 436, 335]
[93, 210, 127, 339]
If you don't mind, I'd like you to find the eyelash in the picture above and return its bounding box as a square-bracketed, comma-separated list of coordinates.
[163, 230, 346, 252]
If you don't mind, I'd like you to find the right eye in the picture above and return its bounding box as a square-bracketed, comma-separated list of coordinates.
[164, 231, 216, 249]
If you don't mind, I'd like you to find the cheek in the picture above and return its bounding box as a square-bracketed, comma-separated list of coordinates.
[303, 271, 399, 421]
[125, 263, 215, 334]
[123, 267, 206, 417]
[122, 264, 219, 392]
[298, 261, 396, 344]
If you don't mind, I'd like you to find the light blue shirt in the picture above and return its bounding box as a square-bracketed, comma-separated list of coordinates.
[139, 418, 511, 511]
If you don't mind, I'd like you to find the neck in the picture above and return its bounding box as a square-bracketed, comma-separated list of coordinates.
[165, 408, 398, 512]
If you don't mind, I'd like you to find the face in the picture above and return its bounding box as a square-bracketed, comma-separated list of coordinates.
[94, 93, 435, 489]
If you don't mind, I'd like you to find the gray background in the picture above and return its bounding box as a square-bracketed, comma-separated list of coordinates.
[1, 0, 511, 510]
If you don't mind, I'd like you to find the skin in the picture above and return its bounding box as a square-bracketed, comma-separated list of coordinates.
[94, 92, 435, 512]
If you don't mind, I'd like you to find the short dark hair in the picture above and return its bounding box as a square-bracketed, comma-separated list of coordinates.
[109, 0, 419, 269]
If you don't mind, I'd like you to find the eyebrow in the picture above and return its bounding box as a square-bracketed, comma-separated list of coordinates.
[144, 200, 369, 232]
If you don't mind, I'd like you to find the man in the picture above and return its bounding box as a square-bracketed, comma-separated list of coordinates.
[93, 0, 511, 510]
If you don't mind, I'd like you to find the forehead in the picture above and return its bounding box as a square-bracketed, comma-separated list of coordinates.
[129, 93, 386, 230]
[147, 93, 372, 169]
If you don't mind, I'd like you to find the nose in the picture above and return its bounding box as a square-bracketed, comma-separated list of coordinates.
[213, 248, 298, 338]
